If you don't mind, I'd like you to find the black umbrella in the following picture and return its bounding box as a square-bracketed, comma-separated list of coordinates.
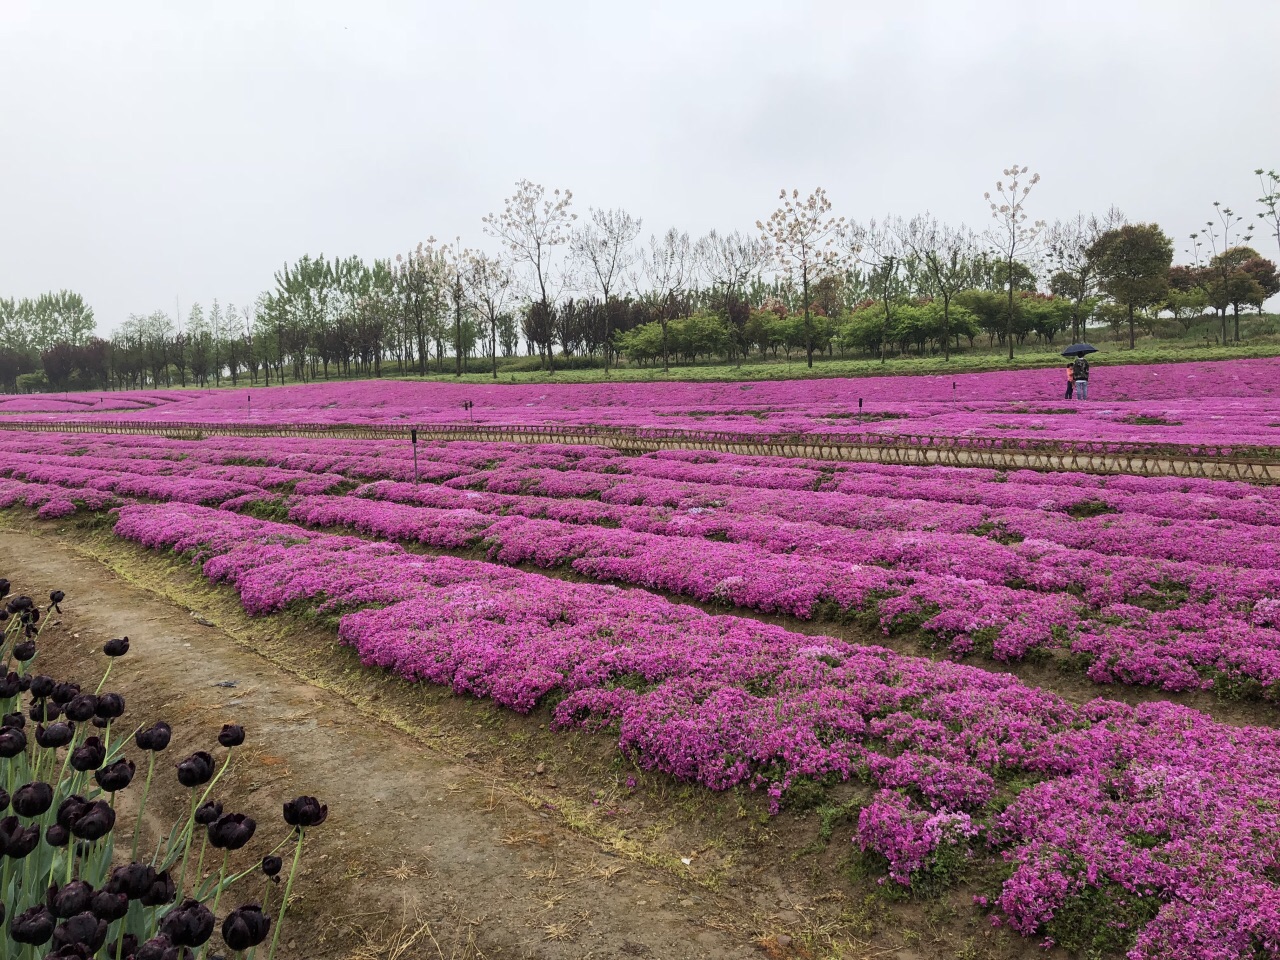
[1061, 343, 1098, 357]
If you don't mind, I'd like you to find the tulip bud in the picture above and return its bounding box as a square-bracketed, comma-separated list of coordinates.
[51, 911, 107, 952]
[90, 889, 129, 922]
[12, 781, 54, 818]
[94, 693, 125, 721]
[261, 854, 283, 878]
[64, 695, 97, 723]
[217, 724, 245, 748]
[0, 673, 20, 698]
[36, 722, 74, 749]
[44, 824, 70, 848]
[283, 795, 328, 829]
[95, 758, 135, 793]
[2, 711, 25, 729]
[12, 640, 36, 662]
[221, 903, 271, 951]
[1, 818, 41, 858]
[193, 801, 222, 826]
[102, 637, 129, 658]
[69, 801, 115, 842]
[51, 682, 80, 706]
[207, 812, 256, 851]
[56, 796, 91, 831]
[30, 700, 61, 723]
[9, 905, 56, 945]
[175, 751, 215, 788]
[138, 869, 175, 907]
[105, 864, 156, 901]
[158, 898, 215, 947]
[69, 737, 106, 773]
[0, 727, 25, 758]
[28, 675, 54, 699]
[135, 721, 172, 752]
[48, 881, 94, 919]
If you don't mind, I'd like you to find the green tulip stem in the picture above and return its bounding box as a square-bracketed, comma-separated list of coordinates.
[129, 751, 157, 862]
[265, 829, 305, 960]
[94, 658, 114, 695]
[176, 792, 200, 897]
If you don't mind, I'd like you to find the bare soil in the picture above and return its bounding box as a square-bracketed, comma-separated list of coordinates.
[0, 516, 1062, 960]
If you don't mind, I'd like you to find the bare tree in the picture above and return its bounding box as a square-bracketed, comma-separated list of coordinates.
[848, 219, 905, 363]
[984, 165, 1044, 360]
[1044, 207, 1126, 343]
[899, 215, 977, 361]
[643, 227, 693, 372]
[1257, 168, 1280, 260]
[1194, 202, 1255, 342]
[696, 229, 768, 365]
[758, 188, 846, 368]
[483, 180, 576, 373]
[571, 207, 641, 373]
[465, 251, 514, 380]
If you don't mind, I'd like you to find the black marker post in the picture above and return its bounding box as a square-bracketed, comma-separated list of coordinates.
[858, 397, 863, 427]
[411, 428, 419, 485]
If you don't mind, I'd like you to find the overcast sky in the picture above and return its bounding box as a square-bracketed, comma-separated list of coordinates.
[3, 1, 1278, 333]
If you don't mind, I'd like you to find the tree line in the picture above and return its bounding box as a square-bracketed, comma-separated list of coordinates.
[4, 167, 1279, 391]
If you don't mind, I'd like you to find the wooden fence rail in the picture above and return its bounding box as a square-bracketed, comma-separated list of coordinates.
[1, 418, 1276, 482]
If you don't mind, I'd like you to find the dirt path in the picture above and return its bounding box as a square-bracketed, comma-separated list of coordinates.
[0, 529, 774, 960]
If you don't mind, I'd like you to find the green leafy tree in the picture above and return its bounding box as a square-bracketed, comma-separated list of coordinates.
[1088, 224, 1174, 349]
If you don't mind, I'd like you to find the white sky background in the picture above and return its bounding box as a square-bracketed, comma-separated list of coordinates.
[2, 0, 1278, 333]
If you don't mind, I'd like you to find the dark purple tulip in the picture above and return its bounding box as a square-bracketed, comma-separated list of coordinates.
[28, 675, 54, 699]
[48, 881, 94, 919]
[89, 889, 128, 923]
[69, 801, 114, 841]
[221, 903, 271, 951]
[90, 717, 108, 730]
[69, 737, 105, 773]
[7, 596, 33, 613]
[95, 758, 135, 793]
[51, 911, 107, 952]
[207, 813, 256, 851]
[3, 710, 25, 729]
[12, 781, 54, 818]
[158, 899, 214, 947]
[135, 721, 171, 752]
[29, 701, 60, 723]
[35, 722, 74, 749]
[9, 905, 56, 944]
[261, 854, 282, 877]
[0, 672, 20, 698]
[44, 824, 70, 848]
[217, 724, 245, 748]
[12, 640, 36, 662]
[0, 609, 7, 621]
[175, 751, 214, 788]
[56, 796, 91, 831]
[0, 579, 9, 599]
[16, 675, 29, 692]
[64, 695, 97, 724]
[47, 590, 65, 613]
[136, 935, 189, 960]
[42, 943, 95, 959]
[108, 934, 139, 959]
[193, 801, 222, 826]
[1, 818, 41, 857]
[50, 683, 79, 706]
[0, 726, 26, 757]
[138, 869, 175, 907]
[283, 795, 328, 829]
[93, 693, 125, 721]
[105, 863, 155, 901]
[102, 637, 129, 658]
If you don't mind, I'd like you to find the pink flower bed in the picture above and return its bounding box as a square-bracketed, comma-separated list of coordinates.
[110, 502, 1280, 959]
[3, 357, 1279, 447]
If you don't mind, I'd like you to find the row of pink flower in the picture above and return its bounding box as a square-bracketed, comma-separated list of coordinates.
[5, 356, 1280, 445]
[110, 501, 1280, 960]
[5, 433, 1280, 695]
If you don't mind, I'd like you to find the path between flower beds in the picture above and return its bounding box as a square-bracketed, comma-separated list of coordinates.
[0, 528, 780, 960]
[1, 419, 1276, 482]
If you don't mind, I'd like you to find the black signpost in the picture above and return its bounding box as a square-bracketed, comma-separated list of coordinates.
[858, 397, 863, 426]
[411, 428, 418, 484]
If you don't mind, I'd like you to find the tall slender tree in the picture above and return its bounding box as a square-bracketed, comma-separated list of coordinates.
[984, 165, 1044, 360]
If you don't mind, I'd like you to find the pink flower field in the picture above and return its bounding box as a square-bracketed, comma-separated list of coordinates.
[4, 357, 1280, 958]
[3, 357, 1280, 448]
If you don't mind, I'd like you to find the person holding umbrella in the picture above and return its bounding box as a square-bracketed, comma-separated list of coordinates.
[1062, 343, 1096, 400]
